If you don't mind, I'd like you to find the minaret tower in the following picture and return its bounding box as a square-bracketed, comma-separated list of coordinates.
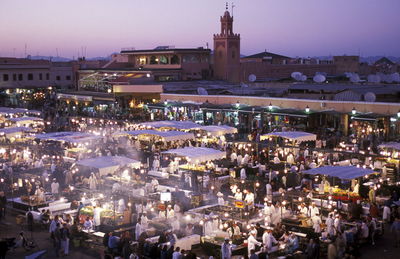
[213, 3, 241, 82]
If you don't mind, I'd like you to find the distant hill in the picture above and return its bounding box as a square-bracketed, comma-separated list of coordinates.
[28, 55, 111, 62]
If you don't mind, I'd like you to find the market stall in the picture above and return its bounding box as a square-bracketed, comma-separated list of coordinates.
[260, 131, 317, 143]
[195, 125, 237, 137]
[162, 147, 226, 164]
[114, 130, 195, 142]
[8, 116, 44, 127]
[0, 126, 32, 138]
[139, 120, 200, 130]
[35, 131, 103, 145]
[304, 165, 375, 180]
[76, 156, 141, 176]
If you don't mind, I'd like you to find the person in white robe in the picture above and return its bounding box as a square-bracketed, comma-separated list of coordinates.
[89, 173, 98, 190]
[247, 232, 262, 257]
[135, 220, 142, 240]
[309, 203, 319, 217]
[262, 229, 277, 253]
[93, 206, 102, 229]
[326, 213, 335, 236]
[312, 213, 322, 233]
[166, 205, 175, 219]
[117, 199, 126, 214]
[217, 192, 225, 206]
[234, 189, 243, 201]
[51, 179, 59, 194]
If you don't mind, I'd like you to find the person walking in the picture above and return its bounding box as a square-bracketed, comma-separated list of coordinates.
[221, 238, 232, 259]
[391, 216, 400, 247]
[52, 223, 62, 257]
[60, 223, 70, 256]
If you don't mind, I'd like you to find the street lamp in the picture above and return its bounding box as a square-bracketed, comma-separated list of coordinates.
[352, 107, 356, 115]
[268, 103, 273, 111]
[305, 105, 310, 113]
[397, 110, 400, 118]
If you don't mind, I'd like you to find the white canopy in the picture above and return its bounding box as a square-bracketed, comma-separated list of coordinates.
[115, 130, 194, 141]
[139, 120, 200, 130]
[8, 116, 43, 125]
[0, 127, 31, 138]
[0, 107, 28, 115]
[196, 125, 238, 136]
[162, 147, 226, 163]
[304, 165, 374, 180]
[35, 131, 102, 144]
[378, 142, 400, 151]
[77, 156, 141, 176]
[260, 131, 317, 142]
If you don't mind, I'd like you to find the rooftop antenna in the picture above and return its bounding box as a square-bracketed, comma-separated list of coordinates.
[24, 43, 27, 58]
[206, 42, 209, 49]
[56, 48, 59, 57]
[226, 2, 228, 11]
[231, 2, 235, 16]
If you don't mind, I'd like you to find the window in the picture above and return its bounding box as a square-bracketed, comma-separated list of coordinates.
[39, 73, 43, 80]
[66, 75, 71, 80]
[46, 73, 49, 80]
[150, 56, 158, 64]
[13, 74, 17, 81]
[18, 74, 23, 81]
[28, 73, 33, 80]
[159, 56, 168, 64]
[183, 55, 199, 63]
[171, 55, 180, 64]
[56, 76, 61, 81]
[3, 74, 9, 81]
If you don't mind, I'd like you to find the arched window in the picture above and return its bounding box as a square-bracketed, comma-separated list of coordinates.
[159, 56, 168, 64]
[171, 55, 180, 64]
[150, 56, 157, 64]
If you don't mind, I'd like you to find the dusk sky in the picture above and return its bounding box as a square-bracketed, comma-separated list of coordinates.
[1, 0, 399, 58]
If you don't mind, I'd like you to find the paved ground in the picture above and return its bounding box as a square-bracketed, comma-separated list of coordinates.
[1, 209, 400, 258]
[0, 211, 98, 259]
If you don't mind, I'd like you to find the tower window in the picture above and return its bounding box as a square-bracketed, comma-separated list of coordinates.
[3, 74, 9, 81]
[28, 73, 33, 80]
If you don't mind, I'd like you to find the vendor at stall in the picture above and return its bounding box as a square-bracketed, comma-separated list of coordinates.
[217, 192, 225, 206]
[247, 232, 262, 257]
[308, 202, 319, 217]
[262, 229, 278, 253]
[227, 222, 241, 241]
[311, 212, 322, 233]
[299, 203, 308, 216]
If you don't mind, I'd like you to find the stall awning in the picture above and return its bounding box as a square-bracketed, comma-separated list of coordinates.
[0, 127, 31, 138]
[162, 147, 226, 163]
[8, 116, 43, 123]
[77, 156, 141, 176]
[35, 131, 103, 144]
[378, 142, 400, 151]
[115, 129, 194, 142]
[260, 131, 317, 142]
[196, 125, 238, 136]
[304, 166, 374, 180]
[139, 120, 200, 130]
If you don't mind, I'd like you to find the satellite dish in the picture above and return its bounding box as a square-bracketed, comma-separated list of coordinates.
[313, 74, 326, 83]
[291, 72, 303, 81]
[248, 74, 257, 82]
[197, 87, 208, 95]
[350, 73, 360, 83]
[364, 92, 376, 102]
[344, 72, 353, 78]
[300, 75, 307, 81]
